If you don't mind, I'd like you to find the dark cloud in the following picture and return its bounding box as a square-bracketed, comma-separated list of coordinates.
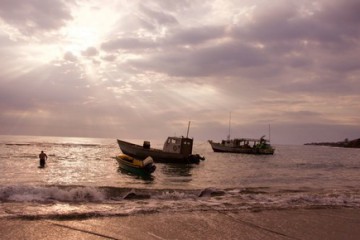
[138, 3, 178, 26]
[101, 54, 117, 62]
[232, 0, 360, 48]
[0, 63, 88, 111]
[101, 25, 225, 52]
[1, 0, 360, 144]
[112, 3, 179, 33]
[101, 37, 157, 51]
[81, 47, 99, 57]
[147, 0, 200, 12]
[101, 0, 360, 100]
[165, 26, 225, 45]
[64, 51, 78, 62]
[126, 40, 267, 77]
[319, 0, 360, 26]
[0, 0, 73, 35]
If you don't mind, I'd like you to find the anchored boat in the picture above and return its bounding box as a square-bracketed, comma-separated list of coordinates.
[209, 112, 275, 155]
[208, 136, 275, 155]
[117, 137, 205, 164]
[117, 122, 205, 164]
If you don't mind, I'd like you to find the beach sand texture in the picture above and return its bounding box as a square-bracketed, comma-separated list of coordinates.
[0, 209, 359, 240]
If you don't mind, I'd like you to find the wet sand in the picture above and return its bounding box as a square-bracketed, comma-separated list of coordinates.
[0, 208, 359, 240]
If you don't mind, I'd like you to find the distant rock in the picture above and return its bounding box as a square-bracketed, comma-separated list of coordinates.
[123, 192, 150, 200]
[304, 138, 360, 148]
[198, 188, 225, 197]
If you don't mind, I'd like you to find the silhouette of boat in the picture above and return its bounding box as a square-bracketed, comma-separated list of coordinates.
[117, 122, 205, 164]
[117, 137, 205, 164]
[209, 136, 275, 155]
[209, 112, 275, 155]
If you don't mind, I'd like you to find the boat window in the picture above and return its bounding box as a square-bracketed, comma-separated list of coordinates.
[168, 138, 178, 144]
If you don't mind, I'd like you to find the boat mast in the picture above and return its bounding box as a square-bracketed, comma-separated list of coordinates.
[186, 121, 191, 138]
[227, 112, 231, 140]
[268, 124, 271, 143]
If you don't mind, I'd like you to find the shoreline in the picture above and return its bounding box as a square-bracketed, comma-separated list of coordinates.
[0, 208, 359, 240]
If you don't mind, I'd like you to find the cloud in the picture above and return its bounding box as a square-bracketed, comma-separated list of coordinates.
[125, 40, 266, 78]
[82, 47, 99, 57]
[165, 25, 226, 45]
[64, 51, 78, 62]
[1, 0, 360, 143]
[232, 0, 360, 48]
[101, 37, 158, 51]
[0, 0, 73, 35]
[138, 3, 179, 26]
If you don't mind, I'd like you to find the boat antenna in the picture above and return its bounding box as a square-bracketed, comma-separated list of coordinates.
[227, 112, 231, 140]
[268, 124, 271, 143]
[186, 121, 191, 138]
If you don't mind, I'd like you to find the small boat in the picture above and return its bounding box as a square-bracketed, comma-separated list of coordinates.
[115, 154, 156, 175]
[117, 122, 205, 164]
[208, 136, 275, 155]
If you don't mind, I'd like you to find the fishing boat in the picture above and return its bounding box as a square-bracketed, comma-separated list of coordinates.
[117, 122, 205, 164]
[208, 112, 275, 155]
[115, 154, 156, 175]
[208, 136, 275, 155]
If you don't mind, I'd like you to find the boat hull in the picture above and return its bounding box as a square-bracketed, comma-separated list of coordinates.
[209, 141, 275, 155]
[115, 155, 156, 175]
[117, 139, 203, 164]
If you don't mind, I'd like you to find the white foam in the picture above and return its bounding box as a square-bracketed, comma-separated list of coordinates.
[0, 185, 106, 203]
[156, 190, 194, 200]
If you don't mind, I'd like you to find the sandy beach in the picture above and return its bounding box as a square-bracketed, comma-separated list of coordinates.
[0, 208, 359, 240]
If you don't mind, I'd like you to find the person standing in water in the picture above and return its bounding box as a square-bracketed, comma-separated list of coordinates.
[39, 151, 48, 167]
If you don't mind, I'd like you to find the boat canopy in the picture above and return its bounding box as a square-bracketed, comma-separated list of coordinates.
[235, 137, 269, 142]
[220, 136, 270, 148]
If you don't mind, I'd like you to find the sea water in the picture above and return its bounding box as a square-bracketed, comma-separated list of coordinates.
[0, 135, 359, 220]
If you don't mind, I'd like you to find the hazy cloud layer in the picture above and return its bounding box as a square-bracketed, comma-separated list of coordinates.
[0, 0, 359, 144]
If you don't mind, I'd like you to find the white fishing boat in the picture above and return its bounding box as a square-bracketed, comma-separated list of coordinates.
[208, 113, 275, 155]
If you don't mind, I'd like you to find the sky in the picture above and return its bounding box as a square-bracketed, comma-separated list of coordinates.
[0, 0, 359, 145]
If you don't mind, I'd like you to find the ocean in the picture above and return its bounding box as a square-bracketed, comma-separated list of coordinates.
[0, 135, 359, 220]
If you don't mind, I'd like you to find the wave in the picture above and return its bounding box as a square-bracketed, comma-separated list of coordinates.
[0, 185, 206, 203]
[1, 185, 359, 220]
[1, 185, 359, 206]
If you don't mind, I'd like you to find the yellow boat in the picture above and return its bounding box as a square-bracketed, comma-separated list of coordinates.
[115, 154, 156, 175]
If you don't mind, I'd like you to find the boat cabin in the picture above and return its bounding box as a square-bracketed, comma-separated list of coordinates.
[221, 137, 268, 148]
[163, 136, 193, 155]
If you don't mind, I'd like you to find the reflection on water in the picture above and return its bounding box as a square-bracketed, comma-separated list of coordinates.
[2, 135, 360, 190]
[159, 164, 194, 184]
[115, 162, 195, 186]
[117, 167, 155, 182]
[161, 164, 193, 177]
